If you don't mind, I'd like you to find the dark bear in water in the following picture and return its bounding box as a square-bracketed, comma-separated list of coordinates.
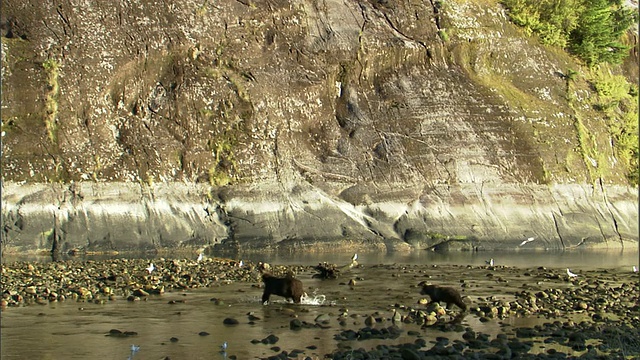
[261, 273, 304, 304]
[420, 283, 467, 311]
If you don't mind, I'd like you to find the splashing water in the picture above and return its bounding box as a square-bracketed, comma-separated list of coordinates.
[300, 289, 331, 305]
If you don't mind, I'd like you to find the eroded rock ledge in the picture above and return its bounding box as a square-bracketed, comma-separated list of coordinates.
[2, 181, 637, 254]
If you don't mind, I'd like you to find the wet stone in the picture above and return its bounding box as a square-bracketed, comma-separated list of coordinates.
[289, 319, 303, 330]
[314, 314, 331, 323]
[223, 317, 239, 325]
[398, 346, 422, 360]
[106, 329, 137, 337]
[210, 298, 225, 305]
[107, 329, 123, 336]
[414, 338, 427, 347]
[288, 349, 305, 357]
[334, 329, 358, 341]
[262, 334, 279, 344]
[515, 327, 537, 338]
[132, 289, 149, 297]
[364, 315, 376, 326]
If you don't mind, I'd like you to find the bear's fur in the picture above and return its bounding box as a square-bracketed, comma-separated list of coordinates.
[261, 273, 304, 304]
[420, 283, 467, 311]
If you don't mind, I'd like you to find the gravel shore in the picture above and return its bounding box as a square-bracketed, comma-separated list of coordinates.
[1, 257, 639, 359]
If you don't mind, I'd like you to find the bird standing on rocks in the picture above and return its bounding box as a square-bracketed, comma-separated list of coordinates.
[566, 268, 578, 278]
[146, 263, 155, 274]
[347, 253, 358, 269]
[392, 309, 402, 324]
[485, 259, 494, 266]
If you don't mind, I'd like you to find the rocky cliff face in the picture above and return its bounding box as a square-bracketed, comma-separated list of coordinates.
[1, 0, 638, 254]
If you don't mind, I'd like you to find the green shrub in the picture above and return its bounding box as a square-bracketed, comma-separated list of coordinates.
[502, 0, 635, 66]
[591, 70, 639, 185]
[502, 0, 581, 47]
[569, 0, 634, 66]
[593, 72, 632, 110]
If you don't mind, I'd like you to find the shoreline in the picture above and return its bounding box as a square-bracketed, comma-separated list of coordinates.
[2, 247, 638, 269]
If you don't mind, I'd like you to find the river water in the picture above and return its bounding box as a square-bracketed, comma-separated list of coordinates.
[1, 249, 638, 360]
[3, 248, 639, 268]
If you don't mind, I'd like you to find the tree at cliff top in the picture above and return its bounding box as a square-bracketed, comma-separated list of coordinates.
[502, 0, 636, 66]
[569, 0, 635, 66]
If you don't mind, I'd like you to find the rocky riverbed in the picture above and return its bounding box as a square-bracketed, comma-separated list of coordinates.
[1, 257, 639, 359]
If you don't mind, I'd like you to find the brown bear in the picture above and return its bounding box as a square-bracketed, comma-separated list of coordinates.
[261, 273, 305, 304]
[419, 283, 467, 312]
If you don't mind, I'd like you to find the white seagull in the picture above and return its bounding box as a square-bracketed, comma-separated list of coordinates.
[486, 258, 494, 266]
[566, 268, 578, 278]
[220, 341, 228, 352]
[519, 237, 535, 246]
[633, 266, 638, 273]
[352, 253, 358, 262]
[146, 263, 155, 274]
[128, 344, 140, 360]
[197, 253, 204, 262]
[238, 260, 244, 267]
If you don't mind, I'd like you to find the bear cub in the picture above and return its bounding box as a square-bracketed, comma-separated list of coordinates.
[261, 273, 305, 304]
[420, 283, 467, 311]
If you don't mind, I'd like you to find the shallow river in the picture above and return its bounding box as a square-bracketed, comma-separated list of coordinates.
[1, 249, 638, 359]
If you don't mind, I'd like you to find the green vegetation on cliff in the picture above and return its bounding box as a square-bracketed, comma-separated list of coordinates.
[502, 0, 636, 66]
[501, 0, 638, 184]
[591, 68, 639, 184]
